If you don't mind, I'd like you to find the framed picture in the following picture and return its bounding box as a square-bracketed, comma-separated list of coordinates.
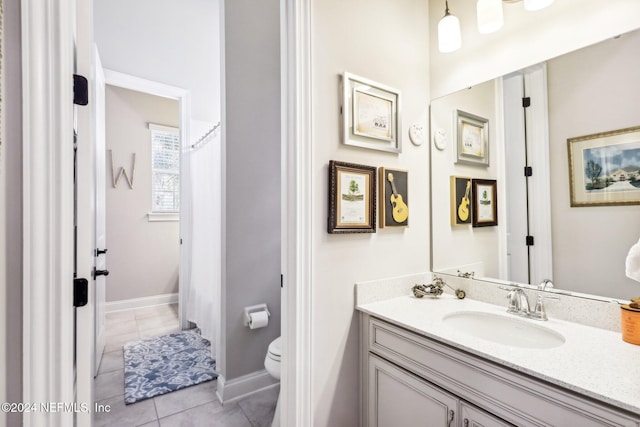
[379, 167, 409, 228]
[450, 176, 472, 226]
[342, 72, 401, 154]
[472, 179, 498, 227]
[328, 160, 376, 234]
[568, 126, 640, 207]
[456, 110, 489, 167]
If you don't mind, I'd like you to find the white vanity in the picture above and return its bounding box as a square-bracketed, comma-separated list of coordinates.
[357, 277, 640, 427]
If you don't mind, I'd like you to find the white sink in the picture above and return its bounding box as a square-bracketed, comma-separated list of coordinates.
[442, 311, 566, 349]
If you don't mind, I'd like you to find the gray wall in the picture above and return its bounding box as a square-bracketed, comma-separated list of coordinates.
[94, 0, 220, 123]
[1, 1, 23, 425]
[547, 30, 640, 299]
[221, 0, 281, 380]
[105, 86, 180, 302]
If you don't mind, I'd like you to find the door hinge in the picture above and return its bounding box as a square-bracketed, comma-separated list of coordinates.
[73, 74, 89, 106]
[280, 274, 284, 288]
[526, 235, 535, 246]
[74, 278, 88, 307]
[522, 97, 531, 108]
[524, 166, 533, 177]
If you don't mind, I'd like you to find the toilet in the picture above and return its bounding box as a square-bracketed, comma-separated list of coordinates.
[264, 336, 282, 427]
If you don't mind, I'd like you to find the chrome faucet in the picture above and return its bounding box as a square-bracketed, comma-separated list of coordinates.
[502, 286, 558, 321]
[506, 288, 530, 316]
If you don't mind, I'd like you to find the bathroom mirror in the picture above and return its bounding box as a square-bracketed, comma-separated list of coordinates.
[430, 28, 640, 301]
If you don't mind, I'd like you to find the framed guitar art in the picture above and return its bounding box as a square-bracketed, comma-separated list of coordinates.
[450, 176, 472, 226]
[379, 167, 409, 228]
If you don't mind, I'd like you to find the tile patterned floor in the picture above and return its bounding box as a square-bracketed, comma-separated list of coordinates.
[95, 304, 278, 427]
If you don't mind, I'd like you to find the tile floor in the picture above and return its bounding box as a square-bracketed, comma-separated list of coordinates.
[95, 303, 278, 427]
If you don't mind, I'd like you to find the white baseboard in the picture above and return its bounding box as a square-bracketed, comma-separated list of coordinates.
[216, 370, 279, 404]
[105, 293, 179, 313]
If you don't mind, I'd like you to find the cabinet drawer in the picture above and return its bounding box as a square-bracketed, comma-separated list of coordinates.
[366, 316, 638, 427]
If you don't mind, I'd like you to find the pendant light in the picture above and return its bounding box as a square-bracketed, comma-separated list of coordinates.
[523, 0, 555, 11]
[438, 0, 461, 53]
[477, 0, 504, 34]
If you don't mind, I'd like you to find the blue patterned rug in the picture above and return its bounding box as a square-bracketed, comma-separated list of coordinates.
[123, 329, 217, 404]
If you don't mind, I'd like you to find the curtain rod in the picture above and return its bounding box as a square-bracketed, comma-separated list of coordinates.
[190, 121, 221, 150]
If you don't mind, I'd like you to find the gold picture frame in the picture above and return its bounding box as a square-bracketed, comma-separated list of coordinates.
[379, 167, 409, 228]
[568, 126, 640, 207]
[472, 179, 498, 227]
[328, 160, 377, 234]
[450, 176, 472, 226]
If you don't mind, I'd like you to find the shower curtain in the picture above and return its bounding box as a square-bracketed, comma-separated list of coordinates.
[185, 124, 221, 355]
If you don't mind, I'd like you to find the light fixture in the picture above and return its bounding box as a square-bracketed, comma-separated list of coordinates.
[477, 0, 504, 34]
[524, 0, 555, 11]
[438, 0, 554, 53]
[438, 0, 462, 53]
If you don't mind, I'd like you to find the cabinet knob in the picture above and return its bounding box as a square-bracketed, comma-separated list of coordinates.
[448, 410, 455, 427]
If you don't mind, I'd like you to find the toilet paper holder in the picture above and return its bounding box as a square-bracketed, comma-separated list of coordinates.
[244, 304, 271, 326]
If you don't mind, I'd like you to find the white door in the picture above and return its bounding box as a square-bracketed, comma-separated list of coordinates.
[94, 46, 108, 375]
[503, 73, 530, 284]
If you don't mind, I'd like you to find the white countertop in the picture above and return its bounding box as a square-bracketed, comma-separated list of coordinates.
[357, 293, 640, 415]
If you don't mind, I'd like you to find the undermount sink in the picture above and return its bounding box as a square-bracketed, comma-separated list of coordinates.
[442, 311, 566, 349]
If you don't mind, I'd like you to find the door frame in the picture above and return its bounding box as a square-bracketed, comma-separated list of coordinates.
[21, 0, 314, 425]
[21, 0, 76, 425]
[102, 69, 192, 331]
[281, 0, 313, 425]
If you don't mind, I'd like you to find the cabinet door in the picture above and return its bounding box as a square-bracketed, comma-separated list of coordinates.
[368, 354, 458, 427]
[461, 402, 514, 427]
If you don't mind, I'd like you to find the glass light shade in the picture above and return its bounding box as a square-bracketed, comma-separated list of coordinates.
[438, 13, 461, 53]
[477, 0, 503, 34]
[524, 0, 555, 11]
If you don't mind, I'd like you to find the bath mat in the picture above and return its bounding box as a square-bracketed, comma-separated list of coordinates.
[123, 329, 217, 404]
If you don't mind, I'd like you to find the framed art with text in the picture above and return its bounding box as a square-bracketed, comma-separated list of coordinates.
[472, 178, 498, 227]
[342, 72, 401, 154]
[328, 160, 377, 234]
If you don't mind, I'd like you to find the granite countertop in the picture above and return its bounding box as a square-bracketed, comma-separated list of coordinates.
[357, 293, 640, 415]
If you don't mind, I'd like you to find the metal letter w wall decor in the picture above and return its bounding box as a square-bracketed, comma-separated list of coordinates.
[109, 149, 136, 189]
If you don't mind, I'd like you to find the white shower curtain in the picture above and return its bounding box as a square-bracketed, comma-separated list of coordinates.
[186, 126, 221, 354]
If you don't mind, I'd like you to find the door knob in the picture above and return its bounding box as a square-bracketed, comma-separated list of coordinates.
[93, 268, 109, 279]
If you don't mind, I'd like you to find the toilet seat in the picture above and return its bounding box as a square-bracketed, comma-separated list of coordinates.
[267, 337, 281, 362]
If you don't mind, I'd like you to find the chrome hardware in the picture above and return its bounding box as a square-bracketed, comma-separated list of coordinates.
[501, 286, 557, 321]
[448, 409, 455, 427]
[506, 288, 530, 316]
[538, 279, 554, 291]
[530, 294, 559, 321]
[412, 276, 466, 299]
[457, 270, 475, 279]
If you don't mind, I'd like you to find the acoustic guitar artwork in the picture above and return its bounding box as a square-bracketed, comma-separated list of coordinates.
[387, 172, 409, 223]
[457, 180, 472, 222]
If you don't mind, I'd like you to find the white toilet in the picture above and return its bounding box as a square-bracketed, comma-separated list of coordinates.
[264, 336, 282, 427]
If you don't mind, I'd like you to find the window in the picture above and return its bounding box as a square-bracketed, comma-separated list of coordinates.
[149, 124, 180, 213]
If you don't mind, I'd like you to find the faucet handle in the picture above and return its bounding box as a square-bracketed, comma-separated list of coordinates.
[499, 286, 520, 312]
[531, 294, 559, 320]
[538, 279, 554, 291]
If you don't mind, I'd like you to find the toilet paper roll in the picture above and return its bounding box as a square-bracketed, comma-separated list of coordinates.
[249, 311, 269, 329]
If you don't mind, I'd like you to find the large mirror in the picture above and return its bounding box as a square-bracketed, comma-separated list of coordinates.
[431, 28, 640, 301]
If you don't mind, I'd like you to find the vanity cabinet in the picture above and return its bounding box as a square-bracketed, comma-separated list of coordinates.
[361, 314, 640, 427]
[369, 354, 510, 427]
